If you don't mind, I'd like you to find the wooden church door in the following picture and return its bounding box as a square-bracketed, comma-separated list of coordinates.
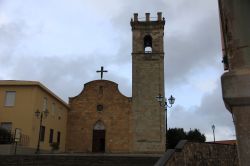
[92, 121, 105, 153]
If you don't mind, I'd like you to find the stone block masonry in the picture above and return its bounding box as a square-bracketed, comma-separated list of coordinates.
[155, 140, 238, 166]
[0, 154, 160, 166]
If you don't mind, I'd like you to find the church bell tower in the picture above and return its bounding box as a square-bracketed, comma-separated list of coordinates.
[131, 12, 165, 153]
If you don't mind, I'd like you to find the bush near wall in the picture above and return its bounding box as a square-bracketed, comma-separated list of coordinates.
[167, 128, 206, 149]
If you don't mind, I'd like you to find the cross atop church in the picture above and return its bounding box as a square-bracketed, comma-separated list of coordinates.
[96, 66, 108, 80]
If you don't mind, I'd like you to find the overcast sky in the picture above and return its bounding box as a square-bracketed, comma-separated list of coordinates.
[0, 0, 235, 141]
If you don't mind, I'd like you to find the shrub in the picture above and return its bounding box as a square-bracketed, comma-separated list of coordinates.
[167, 128, 206, 149]
[50, 142, 60, 151]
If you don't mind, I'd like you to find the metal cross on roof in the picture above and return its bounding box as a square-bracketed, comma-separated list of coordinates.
[96, 66, 108, 80]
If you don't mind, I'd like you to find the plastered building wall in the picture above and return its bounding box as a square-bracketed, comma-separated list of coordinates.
[0, 81, 68, 152]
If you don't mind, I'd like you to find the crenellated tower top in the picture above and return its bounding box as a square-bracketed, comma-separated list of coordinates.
[130, 12, 165, 54]
[130, 12, 165, 30]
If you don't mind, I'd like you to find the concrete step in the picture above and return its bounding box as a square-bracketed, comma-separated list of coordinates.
[0, 144, 37, 155]
[0, 144, 13, 155]
[0, 155, 160, 166]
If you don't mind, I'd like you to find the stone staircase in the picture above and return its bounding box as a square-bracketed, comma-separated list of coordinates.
[0, 154, 160, 166]
[0, 144, 13, 155]
[0, 144, 41, 155]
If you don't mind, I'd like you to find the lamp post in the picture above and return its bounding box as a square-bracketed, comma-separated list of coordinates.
[156, 94, 175, 151]
[35, 109, 49, 154]
[212, 124, 215, 142]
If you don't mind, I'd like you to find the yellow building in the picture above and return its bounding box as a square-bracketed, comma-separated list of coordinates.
[0, 80, 69, 153]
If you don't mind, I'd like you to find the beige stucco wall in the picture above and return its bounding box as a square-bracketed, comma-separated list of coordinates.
[0, 86, 35, 143]
[0, 81, 69, 152]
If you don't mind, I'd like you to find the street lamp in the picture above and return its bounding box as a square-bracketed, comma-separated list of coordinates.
[35, 109, 49, 154]
[212, 124, 216, 142]
[156, 94, 175, 151]
[156, 95, 175, 109]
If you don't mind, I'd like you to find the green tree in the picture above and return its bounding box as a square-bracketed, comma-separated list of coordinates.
[167, 128, 206, 149]
[186, 128, 206, 142]
[167, 128, 186, 149]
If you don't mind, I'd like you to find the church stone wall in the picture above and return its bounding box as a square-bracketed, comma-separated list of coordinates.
[131, 13, 165, 153]
[132, 54, 165, 153]
[155, 141, 238, 166]
[66, 80, 132, 153]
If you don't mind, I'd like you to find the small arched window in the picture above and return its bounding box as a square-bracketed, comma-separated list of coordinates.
[144, 35, 152, 53]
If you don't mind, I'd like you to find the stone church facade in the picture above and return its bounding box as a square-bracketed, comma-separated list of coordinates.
[66, 80, 132, 153]
[66, 12, 166, 153]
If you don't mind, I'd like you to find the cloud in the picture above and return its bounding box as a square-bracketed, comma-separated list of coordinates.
[8, 53, 132, 101]
[165, 1, 222, 87]
[108, 0, 233, 141]
[0, 20, 28, 78]
[108, 0, 223, 88]
[168, 80, 236, 141]
[0, 0, 235, 141]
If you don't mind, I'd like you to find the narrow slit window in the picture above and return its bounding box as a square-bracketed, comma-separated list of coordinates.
[40, 126, 45, 142]
[52, 103, 56, 115]
[99, 86, 103, 95]
[57, 131, 61, 144]
[49, 129, 54, 143]
[43, 97, 48, 111]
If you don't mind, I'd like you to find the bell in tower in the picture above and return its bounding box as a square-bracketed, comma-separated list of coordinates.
[144, 35, 152, 53]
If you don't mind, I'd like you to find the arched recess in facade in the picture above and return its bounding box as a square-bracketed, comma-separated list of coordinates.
[92, 120, 106, 152]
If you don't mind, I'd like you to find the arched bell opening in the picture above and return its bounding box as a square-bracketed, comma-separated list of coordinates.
[144, 35, 152, 53]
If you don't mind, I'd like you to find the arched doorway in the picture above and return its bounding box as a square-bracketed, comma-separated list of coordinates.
[92, 121, 105, 153]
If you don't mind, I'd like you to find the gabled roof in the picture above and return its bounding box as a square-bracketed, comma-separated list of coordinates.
[0, 80, 69, 109]
[69, 79, 131, 100]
